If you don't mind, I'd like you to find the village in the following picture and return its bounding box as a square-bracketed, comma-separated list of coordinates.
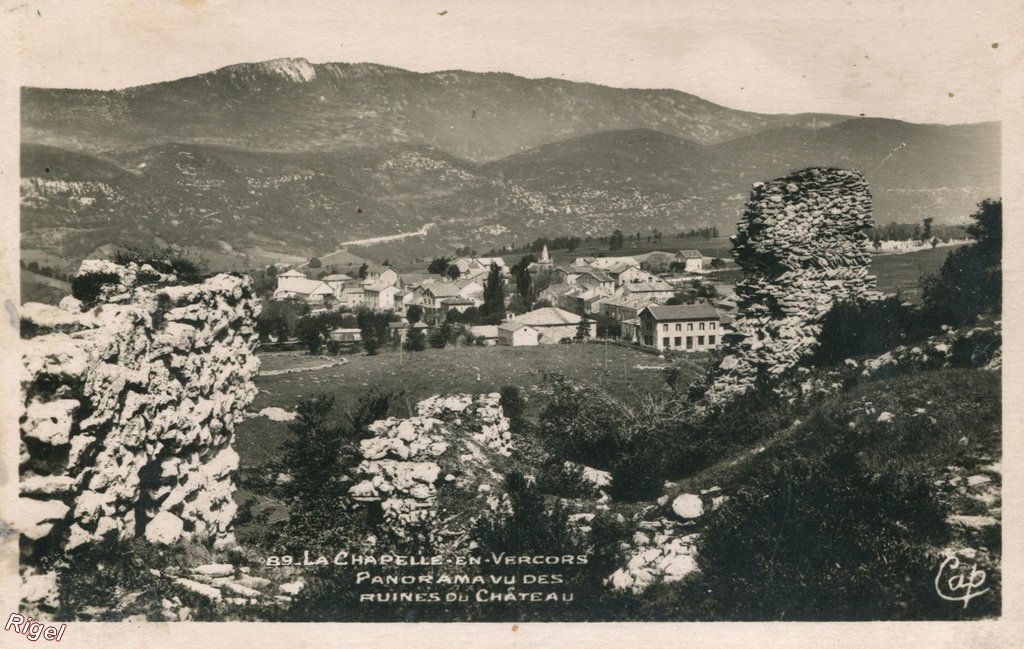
[265, 244, 733, 354]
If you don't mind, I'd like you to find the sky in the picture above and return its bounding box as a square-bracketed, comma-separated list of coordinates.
[5, 0, 1021, 123]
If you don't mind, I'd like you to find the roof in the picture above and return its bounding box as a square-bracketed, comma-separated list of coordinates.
[677, 250, 704, 259]
[276, 279, 332, 295]
[426, 283, 464, 298]
[625, 280, 674, 292]
[440, 297, 474, 305]
[512, 307, 583, 326]
[321, 273, 353, 281]
[641, 304, 721, 321]
[576, 269, 614, 283]
[469, 325, 499, 338]
[363, 282, 397, 293]
[278, 269, 306, 278]
[497, 321, 540, 332]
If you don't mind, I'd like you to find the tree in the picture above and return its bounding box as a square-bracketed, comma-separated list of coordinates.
[280, 395, 348, 507]
[574, 317, 591, 342]
[609, 230, 625, 251]
[921, 199, 1001, 327]
[480, 263, 505, 324]
[596, 314, 622, 339]
[872, 232, 882, 252]
[404, 326, 426, 352]
[510, 255, 535, 305]
[406, 304, 423, 324]
[428, 326, 448, 349]
[309, 257, 322, 269]
[357, 262, 369, 280]
[922, 217, 934, 241]
[295, 315, 326, 354]
[428, 257, 451, 275]
[356, 309, 392, 355]
[710, 257, 726, 269]
[446, 265, 462, 280]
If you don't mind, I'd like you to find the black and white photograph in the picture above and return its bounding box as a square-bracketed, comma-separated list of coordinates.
[1, 1, 1020, 645]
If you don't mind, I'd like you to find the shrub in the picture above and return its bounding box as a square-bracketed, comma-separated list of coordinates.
[811, 296, 929, 365]
[498, 385, 527, 433]
[70, 271, 121, 304]
[694, 439, 952, 620]
[921, 199, 1001, 327]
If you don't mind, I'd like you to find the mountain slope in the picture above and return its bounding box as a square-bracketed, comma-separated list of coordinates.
[22, 58, 848, 161]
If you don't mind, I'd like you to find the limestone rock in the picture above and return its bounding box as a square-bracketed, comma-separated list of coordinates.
[145, 511, 185, 544]
[671, 494, 704, 519]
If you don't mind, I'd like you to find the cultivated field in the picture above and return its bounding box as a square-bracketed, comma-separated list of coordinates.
[235, 342, 711, 467]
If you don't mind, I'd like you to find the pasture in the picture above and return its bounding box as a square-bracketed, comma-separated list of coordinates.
[234, 342, 711, 467]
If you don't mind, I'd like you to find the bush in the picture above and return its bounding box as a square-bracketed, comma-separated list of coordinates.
[70, 271, 121, 304]
[111, 245, 208, 283]
[921, 199, 1000, 327]
[498, 385, 526, 433]
[694, 439, 952, 620]
[811, 296, 928, 365]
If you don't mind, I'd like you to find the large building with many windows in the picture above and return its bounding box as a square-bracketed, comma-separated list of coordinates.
[638, 304, 723, 352]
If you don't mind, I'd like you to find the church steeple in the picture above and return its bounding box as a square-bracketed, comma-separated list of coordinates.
[540, 244, 551, 263]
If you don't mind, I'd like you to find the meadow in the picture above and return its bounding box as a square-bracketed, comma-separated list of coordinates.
[234, 342, 710, 467]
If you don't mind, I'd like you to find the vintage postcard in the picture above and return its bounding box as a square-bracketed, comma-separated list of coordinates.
[1, 1, 1021, 647]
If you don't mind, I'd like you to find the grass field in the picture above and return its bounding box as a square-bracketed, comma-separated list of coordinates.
[870, 245, 963, 300]
[235, 343, 710, 467]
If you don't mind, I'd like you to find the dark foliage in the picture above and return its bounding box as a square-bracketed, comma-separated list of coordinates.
[811, 296, 929, 364]
[694, 439, 952, 620]
[70, 271, 121, 304]
[921, 199, 1001, 327]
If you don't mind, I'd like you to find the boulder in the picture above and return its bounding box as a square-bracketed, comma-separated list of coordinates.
[671, 494, 705, 519]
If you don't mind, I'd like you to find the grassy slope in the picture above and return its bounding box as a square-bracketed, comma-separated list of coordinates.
[235, 343, 709, 467]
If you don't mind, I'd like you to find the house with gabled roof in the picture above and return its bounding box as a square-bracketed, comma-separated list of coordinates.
[676, 250, 707, 272]
[638, 304, 723, 352]
[497, 306, 596, 345]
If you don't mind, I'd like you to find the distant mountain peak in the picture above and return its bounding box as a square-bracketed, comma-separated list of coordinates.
[218, 57, 317, 83]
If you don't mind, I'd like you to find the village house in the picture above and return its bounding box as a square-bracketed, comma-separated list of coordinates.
[497, 306, 597, 346]
[452, 257, 508, 277]
[337, 284, 364, 309]
[676, 250, 707, 272]
[272, 271, 334, 308]
[361, 263, 402, 287]
[321, 273, 355, 300]
[600, 295, 658, 322]
[363, 283, 400, 311]
[468, 324, 499, 345]
[638, 304, 723, 352]
[570, 255, 640, 269]
[573, 268, 616, 293]
[622, 279, 676, 302]
[602, 261, 651, 285]
[328, 327, 363, 343]
[275, 268, 311, 292]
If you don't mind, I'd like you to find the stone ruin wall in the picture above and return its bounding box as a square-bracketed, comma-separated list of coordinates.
[349, 393, 514, 544]
[705, 167, 878, 404]
[17, 261, 261, 587]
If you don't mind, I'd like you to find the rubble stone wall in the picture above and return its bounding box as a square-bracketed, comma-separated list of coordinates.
[18, 262, 261, 572]
[705, 168, 878, 404]
[350, 393, 513, 543]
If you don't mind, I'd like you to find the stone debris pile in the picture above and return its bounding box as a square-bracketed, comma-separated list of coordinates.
[606, 488, 728, 594]
[350, 393, 513, 540]
[705, 168, 878, 404]
[18, 261, 261, 614]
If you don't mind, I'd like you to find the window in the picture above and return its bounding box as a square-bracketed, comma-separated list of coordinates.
[663, 324, 668, 332]
[699, 322, 705, 331]
[675, 323, 681, 332]
[710, 322, 716, 330]
[709, 335, 716, 345]
[698, 336, 705, 345]
[687, 323, 693, 331]
[686, 336, 693, 350]
[674, 336, 681, 346]
[662, 337, 670, 348]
